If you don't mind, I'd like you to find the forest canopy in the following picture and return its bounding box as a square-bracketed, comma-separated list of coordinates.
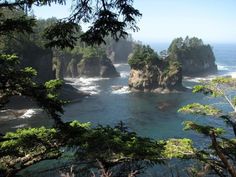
[0, 0, 141, 47]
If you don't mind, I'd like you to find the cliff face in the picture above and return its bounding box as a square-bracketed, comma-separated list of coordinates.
[78, 57, 120, 78]
[168, 37, 217, 76]
[129, 60, 184, 93]
[106, 39, 133, 63]
[99, 57, 120, 77]
[20, 44, 54, 83]
[174, 45, 217, 75]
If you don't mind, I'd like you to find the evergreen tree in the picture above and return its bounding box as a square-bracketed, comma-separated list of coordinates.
[179, 77, 236, 176]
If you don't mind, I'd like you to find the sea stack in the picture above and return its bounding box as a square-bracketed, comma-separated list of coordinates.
[128, 44, 184, 93]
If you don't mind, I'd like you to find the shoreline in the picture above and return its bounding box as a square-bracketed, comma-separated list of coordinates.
[0, 83, 89, 124]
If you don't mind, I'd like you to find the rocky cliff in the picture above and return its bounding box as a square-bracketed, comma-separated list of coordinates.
[20, 44, 54, 83]
[168, 37, 217, 76]
[128, 45, 184, 93]
[129, 61, 184, 93]
[105, 39, 133, 63]
[78, 57, 120, 78]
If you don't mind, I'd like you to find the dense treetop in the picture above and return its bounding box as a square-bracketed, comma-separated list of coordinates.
[168, 36, 215, 59]
[167, 36, 217, 75]
[168, 36, 204, 53]
[0, 0, 141, 48]
[128, 44, 159, 68]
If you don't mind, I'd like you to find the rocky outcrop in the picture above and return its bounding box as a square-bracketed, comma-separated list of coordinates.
[78, 57, 120, 78]
[19, 43, 54, 83]
[175, 45, 217, 76]
[129, 60, 184, 93]
[59, 84, 88, 102]
[99, 57, 120, 77]
[128, 44, 185, 93]
[168, 37, 217, 76]
[53, 51, 82, 79]
[106, 39, 133, 63]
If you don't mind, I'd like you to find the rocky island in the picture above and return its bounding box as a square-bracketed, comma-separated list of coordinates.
[78, 56, 120, 78]
[128, 45, 185, 93]
[53, 46, 120, 78]
[168, 36, 217, 76]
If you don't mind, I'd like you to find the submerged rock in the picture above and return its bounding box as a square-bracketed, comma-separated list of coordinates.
[111, 85, 124, 91]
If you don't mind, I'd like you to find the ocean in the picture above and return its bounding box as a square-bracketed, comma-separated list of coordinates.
[62, 43, 236, 140]
[1, 43, 236, 176]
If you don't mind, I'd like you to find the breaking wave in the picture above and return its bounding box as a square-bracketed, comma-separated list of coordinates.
[65, 77, 109, 95]
[111, 86, 131, 94]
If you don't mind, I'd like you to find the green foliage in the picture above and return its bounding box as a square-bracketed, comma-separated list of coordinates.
[232, 97, 236, 107]
[161, 59, 181, 78]
[44, 79, 63, 90]
[179, 76, 236, 176]
[168, 36, 204, 53]
[44, 21, 80, 49]
[0, 122, 164, 176]
[79, 46, 106, 60]
[0, 121, 199, 177]
[163, 139, 195, 159]
[128, 44, 159, 68]
[0, 127, 60, 175]
[74, 125, 165, 164]
[1, 0, 141, 47]
[183, 121, 225, 136]
[212, 77, 235, 84]
[69, 120, 91, 129]
[178, 103, 221, 116]
[2, 2, 222, 177]
[0, 9, 36, 36]
[193, 85, 216, 98]
[1, 127, 57, 150]
[168, 36, 216, 75]
[0, 54, 65, 124]
[23, 67, 37, 76]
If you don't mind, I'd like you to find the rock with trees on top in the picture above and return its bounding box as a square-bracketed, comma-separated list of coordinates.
[128, 44, 185, 93]
[168, 36, 217, 76]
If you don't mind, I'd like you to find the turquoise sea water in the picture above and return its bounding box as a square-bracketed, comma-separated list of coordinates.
[62, 43, 236, 141]
[1, 43, 236, 176]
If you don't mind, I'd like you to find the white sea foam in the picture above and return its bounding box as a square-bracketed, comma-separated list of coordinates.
[12, 124, 28, 129]
[65, 77, 109, 95]
[114, 63, 129, 67]
[217, 65, 229, 71]
[120, 71, 130, 78]
[19, 109, 41, 119]
[184, 74, 219, 83]
[111, 86, 131, 94]
[228, 72, 236, 78]
[114, 63, 122, 67]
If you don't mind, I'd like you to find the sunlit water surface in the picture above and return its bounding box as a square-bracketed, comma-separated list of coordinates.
[2, 44, 236, 176]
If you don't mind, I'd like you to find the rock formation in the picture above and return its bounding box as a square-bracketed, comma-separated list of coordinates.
[78, 57, 120, 78]
[168, 36, 217, 76]
[129, 61, 184, 93]
[128, 45, 184, 93]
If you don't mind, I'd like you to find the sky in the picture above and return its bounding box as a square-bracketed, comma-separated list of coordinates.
[33, 0, 236, 44]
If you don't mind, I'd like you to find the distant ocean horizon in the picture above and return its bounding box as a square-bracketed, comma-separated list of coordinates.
[149, 42, 236, 78]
